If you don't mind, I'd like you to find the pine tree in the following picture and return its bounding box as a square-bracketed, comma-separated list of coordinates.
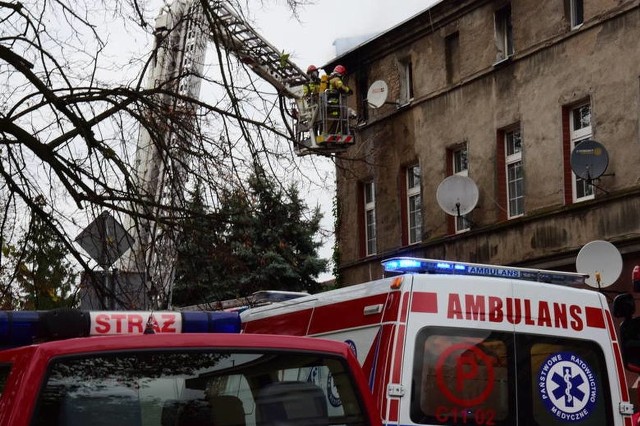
[11, 213, 77, 310]
[171, 171, 328, 307]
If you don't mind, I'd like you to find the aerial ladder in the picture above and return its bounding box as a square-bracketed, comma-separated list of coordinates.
[206, 1, 355, 155]
[121, 0, 355, 308]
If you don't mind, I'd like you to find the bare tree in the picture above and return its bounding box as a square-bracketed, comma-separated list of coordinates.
[0, 0, 328, 309]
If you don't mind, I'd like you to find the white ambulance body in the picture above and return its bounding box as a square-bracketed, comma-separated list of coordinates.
[241, 257, 635, 426]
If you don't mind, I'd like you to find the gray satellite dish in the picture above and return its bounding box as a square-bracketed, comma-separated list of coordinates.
[570, 140, 609, 180]
[366, 80, 388, 108]
[436, 175, 479, 216]
[575, 240, 622, 288]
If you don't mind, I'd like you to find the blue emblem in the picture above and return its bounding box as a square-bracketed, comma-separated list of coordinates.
[538, 352, 597, 422]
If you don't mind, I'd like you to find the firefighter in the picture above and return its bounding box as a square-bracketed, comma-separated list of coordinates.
[324, 65, 353, 136]
[328, 64, 352, 94]
[303, 64, 321, 98]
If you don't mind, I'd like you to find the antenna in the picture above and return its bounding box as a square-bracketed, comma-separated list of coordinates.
[436, 175, 479, 217]
[366, 80, 389, 108]
[570, 139, 609, 181]
[575, 240, 622, 289]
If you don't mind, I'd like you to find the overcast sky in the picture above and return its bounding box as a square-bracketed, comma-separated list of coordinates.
[248, 1, 440, 69]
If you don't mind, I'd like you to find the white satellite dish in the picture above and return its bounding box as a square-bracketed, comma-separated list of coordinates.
[575, 240, 622, 288]
[436, 175, 479, 216]
[366, 80, 388, 108]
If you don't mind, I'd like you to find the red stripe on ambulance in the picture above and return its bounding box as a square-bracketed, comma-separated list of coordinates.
[410, 292, 438, 313]
[309, 294, 388, 334]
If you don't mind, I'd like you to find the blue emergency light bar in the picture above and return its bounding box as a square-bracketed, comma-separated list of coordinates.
[381, 257, 587, 286]
[0, 309, 241, 350]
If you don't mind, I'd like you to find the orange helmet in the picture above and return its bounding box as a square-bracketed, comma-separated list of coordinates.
[307, 64, 318, 73]
[333, 65, 346, 76]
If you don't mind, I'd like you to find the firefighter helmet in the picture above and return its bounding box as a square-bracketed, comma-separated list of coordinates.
[333, 65, 347, 76]
[306, 64, 318, 73]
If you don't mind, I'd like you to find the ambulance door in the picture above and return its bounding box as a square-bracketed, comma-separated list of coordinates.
[397, 275, 518, 426]
[512, 283, 624, 425]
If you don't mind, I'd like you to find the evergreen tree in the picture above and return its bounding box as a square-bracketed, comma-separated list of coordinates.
[11, 213, 77, 310]
[172, 183, 233, 307]
[171, 171, 328, 307]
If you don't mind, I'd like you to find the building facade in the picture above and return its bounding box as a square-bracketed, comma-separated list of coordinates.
[326, 0, 640, 293]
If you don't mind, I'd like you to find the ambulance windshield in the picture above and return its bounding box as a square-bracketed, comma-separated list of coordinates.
[31, 349, 367, 426]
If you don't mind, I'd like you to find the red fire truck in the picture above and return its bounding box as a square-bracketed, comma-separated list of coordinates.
[0, 309, 381, 426]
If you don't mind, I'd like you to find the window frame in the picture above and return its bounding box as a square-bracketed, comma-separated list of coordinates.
[406, 165, 422, 245]
[504, 127, 524, 218]
[452, 144, 470, 233]
[364, 181, 376, 256]
[570, 0, 584, 29]
[398, 57, 414, 106]
[570, 103, 594, 202]
[445, 31, 460, 84]
[494, 5, 514, 63]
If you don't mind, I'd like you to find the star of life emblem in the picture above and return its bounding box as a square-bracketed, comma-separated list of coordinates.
[538, 352, 597, 422]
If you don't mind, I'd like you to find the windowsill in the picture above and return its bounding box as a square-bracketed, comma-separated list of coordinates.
[396, 98, 413, 109]
[492, 55, 512, 67]
[570, 23, 584, 31]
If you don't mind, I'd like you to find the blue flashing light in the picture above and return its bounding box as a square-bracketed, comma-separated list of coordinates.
[0, 311, 40, 349]
[381, 257, 586, 286]
[181, 311, 241, 334]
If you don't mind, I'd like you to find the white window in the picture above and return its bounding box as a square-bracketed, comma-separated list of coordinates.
[494, 5, 514, 62]
[407, 165, 422, 244]
[571, 103, 594, 202]
[570, 0, 584, 28]
[399, 58, 414, 105]
[364, 181, 376, 256]
[453, 145, 470, 233]
[505, 128, 524, 218]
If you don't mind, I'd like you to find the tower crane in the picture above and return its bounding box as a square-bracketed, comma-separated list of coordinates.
[124, 0, 352, 308]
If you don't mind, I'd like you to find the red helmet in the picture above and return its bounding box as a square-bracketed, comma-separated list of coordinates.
[307, 64, 318, 73]
[333, 65, 346, 76]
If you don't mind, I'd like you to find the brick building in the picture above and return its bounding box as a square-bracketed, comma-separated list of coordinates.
[325, 0, 640, 292]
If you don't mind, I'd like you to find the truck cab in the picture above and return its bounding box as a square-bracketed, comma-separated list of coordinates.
[0, 309, 380, 426]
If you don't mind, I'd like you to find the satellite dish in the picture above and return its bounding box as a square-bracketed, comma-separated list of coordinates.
[570, 140, 609, 180]
[436, 175, 479, 216]
[366, 80, 388, 108]
[575, 240, 622, 288]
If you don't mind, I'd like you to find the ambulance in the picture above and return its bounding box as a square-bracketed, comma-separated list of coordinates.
[241, 257, 636, 426]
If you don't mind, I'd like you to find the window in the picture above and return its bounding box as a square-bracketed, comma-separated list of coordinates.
[445, 32, 460, 84]
[411, 327, 613, 425]
[356, 69, 369, 123]
[399, 58, 414, 105]
[31, 349, 368, 426]
[568, 0, 584, 28]
[407, 165, 422, 244]
[453, 145, 470, 233]
[364, 181, 376, 256]
[570, 103, 594, 202]
[494, 5, 514, 62]
[505, 128, 524, 217]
